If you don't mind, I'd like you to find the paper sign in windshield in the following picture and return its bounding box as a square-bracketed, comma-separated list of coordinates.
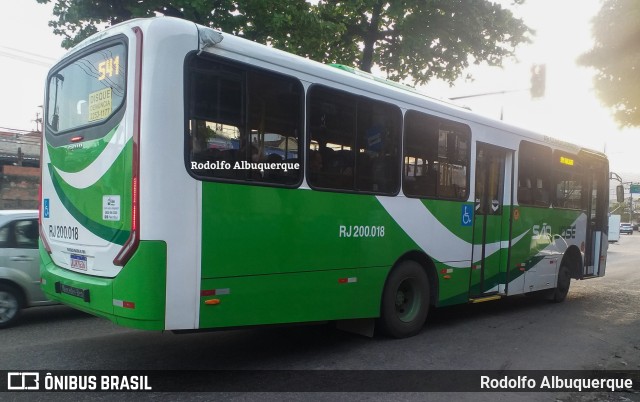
[88, 87, 112, 122]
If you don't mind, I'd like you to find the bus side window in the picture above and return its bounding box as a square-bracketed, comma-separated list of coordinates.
[518, 141, 552, 207]
[403, 110, 469, 200]
[518, 179, 532, 205]
[186, 54, 303, 185]
[534, 178, 549, 206]
[307, 85, 400, 194]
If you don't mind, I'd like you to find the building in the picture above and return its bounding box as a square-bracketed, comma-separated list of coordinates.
[0, 129, 41, 209]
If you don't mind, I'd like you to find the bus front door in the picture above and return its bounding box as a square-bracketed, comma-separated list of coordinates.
[582, 154, 608, 277]
[470, 143, 510, 298]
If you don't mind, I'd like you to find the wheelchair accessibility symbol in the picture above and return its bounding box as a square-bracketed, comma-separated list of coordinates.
[461, 205, 473, 226]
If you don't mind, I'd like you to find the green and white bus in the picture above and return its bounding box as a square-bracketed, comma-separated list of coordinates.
[40, 17, 609, 338]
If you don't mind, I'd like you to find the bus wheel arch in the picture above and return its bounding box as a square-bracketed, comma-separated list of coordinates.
[562, 246, 583, 280]
[550, 246, 581, 303]
[378, 251, 437, 338]
[395, 251, 439, 307]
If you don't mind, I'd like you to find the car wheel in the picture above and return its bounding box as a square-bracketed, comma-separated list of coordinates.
[550, 265, 571, 303]
[0, 284, 22, 329]
[379, 261, 430, 338]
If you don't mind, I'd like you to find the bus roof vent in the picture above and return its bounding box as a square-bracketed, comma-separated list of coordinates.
[197, 26, 224, 52]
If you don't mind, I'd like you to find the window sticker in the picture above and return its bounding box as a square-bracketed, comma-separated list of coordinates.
[102, 195, 121, 221]
[88, 87, 112, 122]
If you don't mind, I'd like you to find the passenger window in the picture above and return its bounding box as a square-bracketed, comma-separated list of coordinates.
[307, 85, 401, 194]
[518, 141, 552, 207]
[187, 55, 303, 185]
[554, 152, 584, 210]
[403, 110, 469, 199]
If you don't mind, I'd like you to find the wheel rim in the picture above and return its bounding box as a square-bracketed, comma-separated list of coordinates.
[0, 291, 19, 323]
[395, 277, 422, 323]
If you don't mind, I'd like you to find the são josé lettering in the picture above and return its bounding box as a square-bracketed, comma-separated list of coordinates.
[191, 160, 300, 173]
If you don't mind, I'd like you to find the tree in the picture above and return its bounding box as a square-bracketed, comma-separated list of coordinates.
[37, 0, 532, 85]
[579, 0, 640, 128]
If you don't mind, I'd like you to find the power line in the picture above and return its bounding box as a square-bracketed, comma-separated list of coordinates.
[0, 126, 39, 134]
[0, 50, 53, 68]
[0, 45, 59, 62]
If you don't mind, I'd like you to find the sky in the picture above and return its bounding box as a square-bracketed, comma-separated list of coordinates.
[421, 0, 640, 178]
[0, 1, 65, 133]
[1, 0, 639, 177]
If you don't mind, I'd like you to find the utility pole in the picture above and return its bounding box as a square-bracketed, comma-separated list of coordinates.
[33, 111, 42, 133]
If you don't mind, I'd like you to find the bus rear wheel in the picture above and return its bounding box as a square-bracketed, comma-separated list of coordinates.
[379, 261, 430, 338]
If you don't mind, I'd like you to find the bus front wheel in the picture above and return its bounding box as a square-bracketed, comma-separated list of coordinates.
[550, 265, 571, 303]
[379, 261, 430, 338]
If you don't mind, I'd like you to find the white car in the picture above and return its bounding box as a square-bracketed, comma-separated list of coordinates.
[0, 210, 55, 328]
[620, 223, 634, 235]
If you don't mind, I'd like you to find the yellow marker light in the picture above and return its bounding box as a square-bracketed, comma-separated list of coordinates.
[204, 299, 221, 305]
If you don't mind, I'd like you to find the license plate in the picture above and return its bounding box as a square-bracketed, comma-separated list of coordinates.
[55, 282, 90, 302]
[70, 254, 87, 270]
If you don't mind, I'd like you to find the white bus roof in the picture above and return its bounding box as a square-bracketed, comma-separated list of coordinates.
[65, 17, 606, 159]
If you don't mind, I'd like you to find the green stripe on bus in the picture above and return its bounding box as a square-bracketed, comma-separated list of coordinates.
[47, 124, 119, 173]
[49, 164, 131, 245]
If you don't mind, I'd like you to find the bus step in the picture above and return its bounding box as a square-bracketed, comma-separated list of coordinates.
[469, 295, 502, 303]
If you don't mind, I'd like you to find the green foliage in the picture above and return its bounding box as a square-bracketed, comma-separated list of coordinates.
[579, 0, 640, 127]
[36, 0, 531, 85]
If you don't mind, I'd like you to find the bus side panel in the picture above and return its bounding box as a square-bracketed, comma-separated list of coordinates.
[199, 183, 475, 326]
[200, 184, 408, 277]
[139, 18, 200, 331]
[199, 267, 389, 328]
[507, 206, 584, 295]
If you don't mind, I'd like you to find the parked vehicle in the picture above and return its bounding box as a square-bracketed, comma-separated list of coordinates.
[620, 222, 634, 235]
[0, 210, 55, 328]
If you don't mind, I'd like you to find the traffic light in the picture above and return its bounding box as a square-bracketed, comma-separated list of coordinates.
[530, 64, 546, 98]
[617, 185, 625, 203]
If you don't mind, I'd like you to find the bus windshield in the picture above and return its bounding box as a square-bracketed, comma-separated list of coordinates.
[46, 43, 127, 133]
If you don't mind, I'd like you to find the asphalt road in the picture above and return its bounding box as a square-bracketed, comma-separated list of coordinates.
[2, 234, 639, 401]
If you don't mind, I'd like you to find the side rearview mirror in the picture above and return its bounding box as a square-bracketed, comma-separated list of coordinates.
[616, 185, 625, 203]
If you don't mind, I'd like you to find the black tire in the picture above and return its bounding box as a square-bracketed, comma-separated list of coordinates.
[0, 284, 22, 329]
[379, 261, 430, 338]
[550, 265, 571, 303]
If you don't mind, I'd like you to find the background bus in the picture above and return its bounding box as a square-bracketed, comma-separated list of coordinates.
[40, 17, 609, 338]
